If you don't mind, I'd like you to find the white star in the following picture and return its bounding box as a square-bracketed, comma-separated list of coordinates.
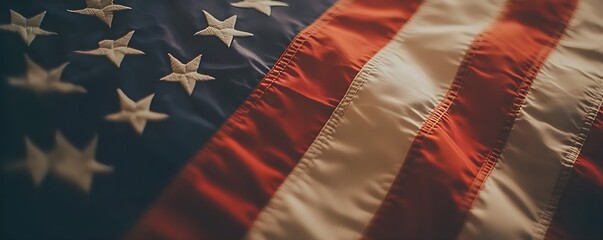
[231, 0, 288, 16]
[194, 10, 253, 47]
[161, 53, 214, 95]
[0, 10, 57, 46]
[12, 133, 113, 192]
[68, 0, 132, 27]
[8, 55, 86, 94]
[76, 30, 144, 67]
[51, 132, 113, 193]
[105, 89, 169, 135]
[22, 137, 51, 186]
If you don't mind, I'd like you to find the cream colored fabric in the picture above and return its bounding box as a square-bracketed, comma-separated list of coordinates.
[458, 0, 603, 239]
[245, 0, 506, 239]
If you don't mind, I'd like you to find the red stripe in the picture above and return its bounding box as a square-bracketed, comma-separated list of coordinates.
[545, 104, 603, 240]
[125, 0, 423, 239]
[363, 1, 577, 239]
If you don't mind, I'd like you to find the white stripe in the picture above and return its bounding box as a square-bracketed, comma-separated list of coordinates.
[458, 0, 603, 239]
[245, 0, 506, 239]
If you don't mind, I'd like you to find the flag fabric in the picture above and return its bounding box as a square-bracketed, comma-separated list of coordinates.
[0, 0, 601, 239]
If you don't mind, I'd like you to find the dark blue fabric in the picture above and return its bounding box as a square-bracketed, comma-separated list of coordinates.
[0, 0, 336, 238]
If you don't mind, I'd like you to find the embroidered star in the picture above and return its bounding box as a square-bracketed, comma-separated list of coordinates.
[0, 10, 57, 46]
[105, 89, 169, 135]
[68, 0, 132, 27]
[13, 133, 113, 192]
[76, 30, 144, 67]
[21, 137, 51, 186]
[8, 55, 86, 94]
[231, 0, 288, 16]
[161, 54, 214, 95]
[194, 10, 253, 47]
[51, 132, 113, 193]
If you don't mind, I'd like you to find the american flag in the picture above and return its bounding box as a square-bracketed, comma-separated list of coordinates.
[0, 0, 601, 239]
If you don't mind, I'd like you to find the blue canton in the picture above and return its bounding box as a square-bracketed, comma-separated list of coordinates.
[0, 0, 336, 238]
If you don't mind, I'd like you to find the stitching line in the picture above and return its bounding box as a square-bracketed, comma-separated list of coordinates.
[454, 2, 578, 239]
[197, 0, 355, 154]
[246, 1, 427, 237]
[458, 0, 578, 220]
[363, 0, 507, 237]
[534, 91, 603, 239]
[365, 0, 578, 239]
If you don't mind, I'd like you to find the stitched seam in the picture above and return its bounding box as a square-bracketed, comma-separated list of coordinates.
[247, 0, 428, 237]
[534, 90, 603, 239]
[363, 0, 509, 237]
[457, 0, 579, 232]
[248, 0, 430, 232]
[365, 0, 577, 238]
[459, 45, 561, 212]
[198, 0, 354, 154]
[250, 56, 383, 235]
